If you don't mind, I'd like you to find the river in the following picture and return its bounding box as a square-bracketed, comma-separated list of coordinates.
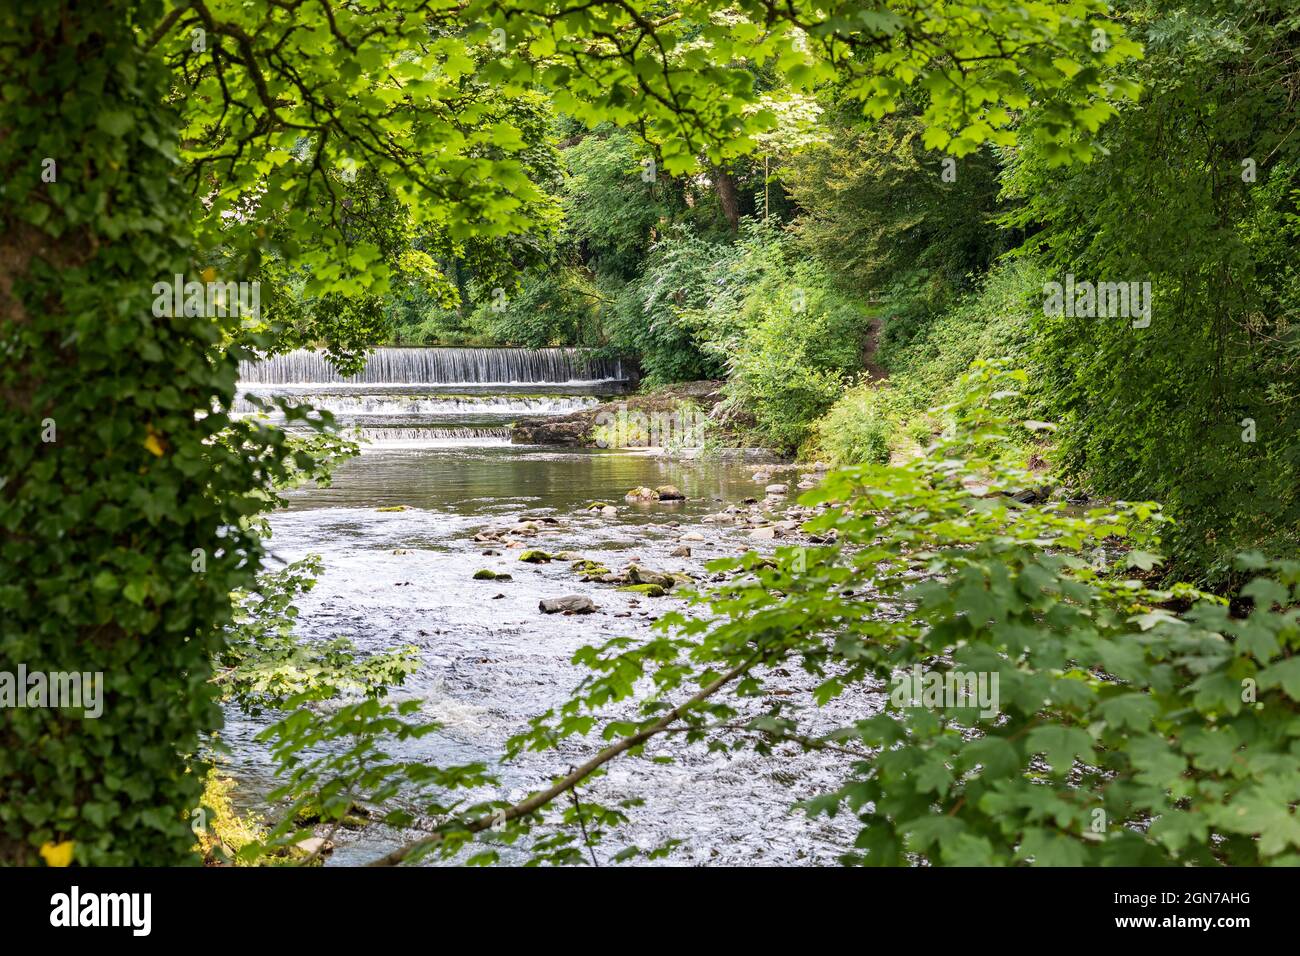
[224, 347, 873, 865]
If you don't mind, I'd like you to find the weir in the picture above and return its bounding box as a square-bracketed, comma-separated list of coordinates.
[238, 347, 627, 386]
[236, 347, 624, 447]
[232, 393, 599, 417]
[353, 425, 513, 444]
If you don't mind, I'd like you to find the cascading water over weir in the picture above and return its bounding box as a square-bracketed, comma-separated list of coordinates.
[236, 347, 630, 446]
[238, 347, 628, 386]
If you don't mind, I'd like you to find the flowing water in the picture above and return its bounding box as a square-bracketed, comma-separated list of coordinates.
[238, 346, 627, 386]
[225, 348, 874, 865]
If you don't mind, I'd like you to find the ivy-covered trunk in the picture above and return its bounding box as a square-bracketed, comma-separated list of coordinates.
[0, 1, 255, 865]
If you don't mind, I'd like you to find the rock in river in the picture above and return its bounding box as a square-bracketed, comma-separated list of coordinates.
[625, 564, 677, 589]
[539, 595, 598, 614]
[619, 583, 667, 597]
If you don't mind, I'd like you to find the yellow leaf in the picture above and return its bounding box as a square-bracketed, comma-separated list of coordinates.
[201, 266, 216, 283]
[143, 427, 165, 457]
[40, 840, 75, 867]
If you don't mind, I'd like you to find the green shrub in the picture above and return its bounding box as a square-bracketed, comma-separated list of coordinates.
[606, 227, 730, 385]
[877, 258, 1042, 415]
[812, 383, 897, 464]
[692, 242, 867, 452]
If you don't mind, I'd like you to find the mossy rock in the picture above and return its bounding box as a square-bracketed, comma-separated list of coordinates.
[518, 550, 555, 563]
[571, 559, 610, 575]
[625, 564, 676, 589]
[375, 505, 409, 512]
[474, 569, 512, 581]
[293, 799, 371, 830]
[618, 583, 668, 597]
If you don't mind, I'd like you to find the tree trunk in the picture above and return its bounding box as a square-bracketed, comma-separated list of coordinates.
[714, 166, 741, 232]
[0, 0, 262, 864]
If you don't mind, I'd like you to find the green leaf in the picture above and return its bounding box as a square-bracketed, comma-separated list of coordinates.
[1025, 726, 1093, 776]
[96, 110, 134, 137]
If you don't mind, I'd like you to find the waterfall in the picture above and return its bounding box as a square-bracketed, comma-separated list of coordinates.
[239, 347, 625, 385]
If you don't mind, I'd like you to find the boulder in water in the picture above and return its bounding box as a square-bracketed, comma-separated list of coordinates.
[655, 485, 685, 500]
[625, 486, 659, 502]
[625, 565, 676, 589]
[473, 569, 512, 581]
[518, 550, 555, 563]
[294, 837, 334, 858]
[539, 595, 598, 614]
[512, 418, 591, 445]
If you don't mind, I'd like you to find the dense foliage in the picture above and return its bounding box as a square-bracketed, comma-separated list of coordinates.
[4, 0, 1296, 868]
[1002, 0, 1300, 580]
[476, 0, 1297, 582]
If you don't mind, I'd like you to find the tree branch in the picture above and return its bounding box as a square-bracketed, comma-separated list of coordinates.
[366, 654, 759, 866]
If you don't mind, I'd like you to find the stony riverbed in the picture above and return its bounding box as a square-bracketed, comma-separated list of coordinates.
[224, 348, 887, 865]
[220, 444, 891, 865]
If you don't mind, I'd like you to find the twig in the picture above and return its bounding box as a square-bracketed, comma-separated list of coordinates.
[568, 769, 599, 867]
